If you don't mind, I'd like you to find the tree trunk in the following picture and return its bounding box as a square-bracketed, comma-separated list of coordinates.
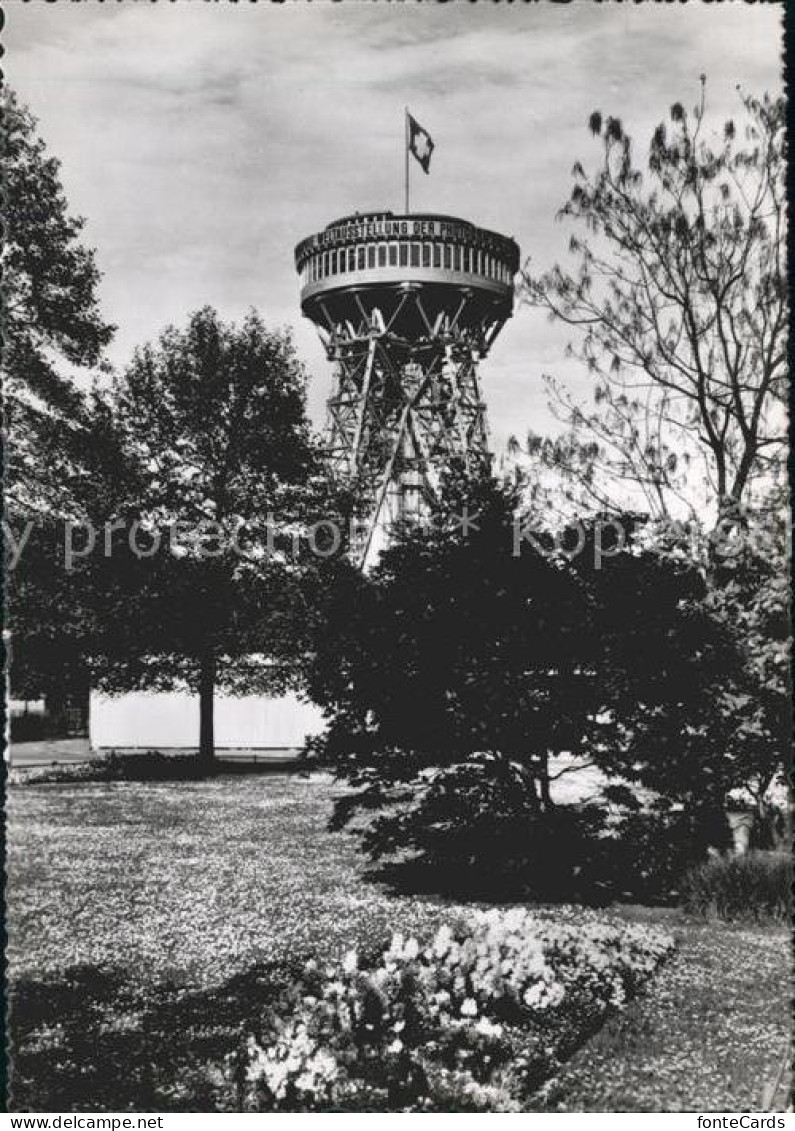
[198, 651, 216, 769]
[708, 493, 747, 582]
[539, 751, 554, 811]
[45, 689, 66, 738]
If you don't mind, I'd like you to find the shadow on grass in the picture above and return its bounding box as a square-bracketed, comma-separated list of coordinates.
[8, 947, 671, 1114]
[362, 857, 677, 909]
[12, 752, 313, 785]
[8, 960, 307, 1112]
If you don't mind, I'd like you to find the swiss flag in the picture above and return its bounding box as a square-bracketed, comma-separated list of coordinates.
[407, 113, 434, 174]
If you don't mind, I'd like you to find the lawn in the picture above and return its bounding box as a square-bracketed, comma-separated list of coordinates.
[6, 772, 791, 1112]
[7, 773, 487, 987]
[528, 920, 791, 1112]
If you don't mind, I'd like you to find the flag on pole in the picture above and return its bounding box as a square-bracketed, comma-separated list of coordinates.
[407, 113, 434, 174]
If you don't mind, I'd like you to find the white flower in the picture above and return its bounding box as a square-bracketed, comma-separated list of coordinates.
[433, 925, 453, 957]
[244, 904, 674, 1111]
[387, 932, 405, 959]
[522, 978, 565, 1011]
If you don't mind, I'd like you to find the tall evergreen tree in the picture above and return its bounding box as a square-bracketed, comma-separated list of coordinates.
[3, 88, 116, 722]
[2, 87, 115, 517]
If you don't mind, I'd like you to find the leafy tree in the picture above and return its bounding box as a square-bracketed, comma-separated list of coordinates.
[594, 483, 789, 824]
[699, 487, 790, 822]
[519, 84, 786, 534]
[2, 87, 115, 517]
[305, 472, 591, 811]
[97, 307, 330, 765]
[5, 386, 154, 729]
[3, 88, 116, 721]
[305, 470, 778, 880]
[514, 84, 789, 847]
[576, 529, 784, 812]
[7, 522, 92, 720]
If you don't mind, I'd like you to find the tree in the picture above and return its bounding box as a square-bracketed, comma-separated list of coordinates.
[305, 471, 590, 807]
[519, 84, 786, 534]
[305, 469, 778, 884]
[5, 390, 146, 721]
[577, 530, 782, 810]
[99, 307, 327, 766]
[697, 483, 790, 823]
[3, 87, 116, 722]
[514, 85, 789, 844]
[7, 523, 93, 722]
[2, 87, 115, 517]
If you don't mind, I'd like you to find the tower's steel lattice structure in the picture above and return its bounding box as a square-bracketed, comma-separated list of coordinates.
[295, 212, 520, 563]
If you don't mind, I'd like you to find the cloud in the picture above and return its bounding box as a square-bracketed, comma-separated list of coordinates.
[6, 1, 784, 448]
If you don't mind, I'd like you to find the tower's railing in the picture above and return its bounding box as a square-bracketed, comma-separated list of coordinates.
[295, 212, 519, 307]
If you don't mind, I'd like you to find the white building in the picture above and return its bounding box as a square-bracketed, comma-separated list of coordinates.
[90, 690, 324, 752]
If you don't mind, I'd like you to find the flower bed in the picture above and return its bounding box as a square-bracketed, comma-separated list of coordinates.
[236, 908, 675, 1112]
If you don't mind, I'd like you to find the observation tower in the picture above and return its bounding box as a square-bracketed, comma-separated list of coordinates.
[295, 211, 520, 563]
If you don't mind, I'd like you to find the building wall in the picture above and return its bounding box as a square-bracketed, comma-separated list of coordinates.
[89, 691, 325, 750]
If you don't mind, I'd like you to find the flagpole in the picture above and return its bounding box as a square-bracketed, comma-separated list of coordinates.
[404, 106, 410, 214]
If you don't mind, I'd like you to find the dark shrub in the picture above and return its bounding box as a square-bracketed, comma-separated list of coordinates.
[100, 751, 209, 780]
[12, 751, 209, 785]
[10, 713, 52, 742]
[356, 755, 614, 901]
[681, 850, 792, 921]
[356, 757, 733, 903]
[603, 806, 732, 902]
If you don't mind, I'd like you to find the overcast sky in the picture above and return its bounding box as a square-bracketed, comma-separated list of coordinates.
[7, 1, 784, 451]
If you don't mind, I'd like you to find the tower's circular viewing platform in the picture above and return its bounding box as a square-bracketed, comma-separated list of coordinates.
[295, 212, 520, 337]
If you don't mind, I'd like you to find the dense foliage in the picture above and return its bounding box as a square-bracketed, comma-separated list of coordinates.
[511, 81, 790, 865]
[306, 474, 590, 805]
[2, 88, 115, 518]
[3, 88, 118, 715]
[93, 307, 342, 762]
[306, 470, 778, 882]
[5, 392, 140, 714]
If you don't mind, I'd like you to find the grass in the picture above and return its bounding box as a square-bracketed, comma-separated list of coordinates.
[7, 773, 487, 987]
[527, 921, 791, 1112]
[6, 773, 792, 1112]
